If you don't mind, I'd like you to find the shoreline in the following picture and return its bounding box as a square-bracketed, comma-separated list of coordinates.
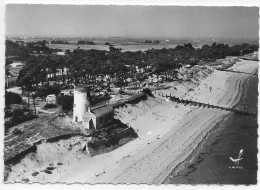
[164, 73, 258, 184]
[163, 113, 233, 184]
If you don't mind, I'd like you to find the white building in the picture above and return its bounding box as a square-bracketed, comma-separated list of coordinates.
[73, 85, 91, 122]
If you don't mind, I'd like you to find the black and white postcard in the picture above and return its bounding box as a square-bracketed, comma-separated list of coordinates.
[1, 0, 259, 187]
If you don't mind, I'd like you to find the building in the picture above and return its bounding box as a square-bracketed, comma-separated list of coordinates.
[73, 85, 91, 122]
[83, 106, 114, 130]
[73, 84, 114, 129]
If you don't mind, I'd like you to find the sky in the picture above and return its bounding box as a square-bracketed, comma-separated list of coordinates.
[5, 4, 259, 39]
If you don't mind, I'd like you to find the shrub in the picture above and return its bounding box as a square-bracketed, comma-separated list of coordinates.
[12, 128, 23, 136]
[142, 88, 154, 97]
[43, 103, 57, 110]
[31, 172, 39, 176]
[21, 178, 30, 183]
[42, 169, 52, 174]
[4, 107, 13, 118]
[5, 91, 22, 105]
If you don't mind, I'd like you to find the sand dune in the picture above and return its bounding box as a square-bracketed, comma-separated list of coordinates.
[227, 59, 258, 73]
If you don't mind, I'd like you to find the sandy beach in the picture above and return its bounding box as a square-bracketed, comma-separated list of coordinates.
[6, 57, 258, 184]
[164, 74, 258, 184]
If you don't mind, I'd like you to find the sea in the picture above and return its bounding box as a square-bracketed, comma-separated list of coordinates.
[164, 74, 258, 184]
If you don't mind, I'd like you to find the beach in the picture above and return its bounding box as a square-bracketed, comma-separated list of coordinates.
[164, 75, 258, 184]
[6, 56, 258, 184]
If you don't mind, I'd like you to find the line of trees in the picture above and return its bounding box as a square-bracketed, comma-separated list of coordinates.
[78, 40, 95, 45]
[6, 40, 258, 93]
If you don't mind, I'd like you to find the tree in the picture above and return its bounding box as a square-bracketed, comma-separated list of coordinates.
[5, 58, 12, 66]
[5, 91, 22, 105]
[65, 49, 71, 55]
[5, 68, 10, 76]
[31, 93, 37, 114]
[109, 46, 122, 54]
[136, 73, 147, 83]
[17, 75, 33, 109]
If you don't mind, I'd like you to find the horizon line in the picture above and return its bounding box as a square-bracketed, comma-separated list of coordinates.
[6, 35, 259, 41]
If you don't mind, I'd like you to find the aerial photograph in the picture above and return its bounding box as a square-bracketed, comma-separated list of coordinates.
[3, 4, 258, 184]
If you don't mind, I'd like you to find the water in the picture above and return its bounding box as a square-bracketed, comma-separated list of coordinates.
[164, 75, 258, 184]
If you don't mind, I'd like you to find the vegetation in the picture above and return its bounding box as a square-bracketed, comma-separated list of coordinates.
[12, 128, 23, 136]
[104, 42, 112, 46]
[5, 40, 258, 96]
[4, 107, 13, 118]
[56, 94, 74, 112]
[5, 108, 38, 133]
[5, 91, 23, 105]
[5, 40, 62, 62]
[144, 40, 160, 44]
[50, 40, 68, 44]
[78, 40, 95, 45]
[61, 95, 73, 111]
[35, 86, 61, 99]
[43, 103, 57, 110]
[5, 40, 29, 61]
[4, 114, 84, 163]
[142, 88, 154, 97]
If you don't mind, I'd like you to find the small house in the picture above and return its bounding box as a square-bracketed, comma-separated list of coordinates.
[83, 106, 114, 130]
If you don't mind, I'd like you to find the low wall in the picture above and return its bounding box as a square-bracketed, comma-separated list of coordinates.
[111, 93, 146, 109]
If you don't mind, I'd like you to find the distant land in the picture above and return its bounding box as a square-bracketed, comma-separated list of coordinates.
[6, 36, 259, 52]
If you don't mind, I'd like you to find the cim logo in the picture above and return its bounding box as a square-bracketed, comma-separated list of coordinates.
[228, 149, 243, 169]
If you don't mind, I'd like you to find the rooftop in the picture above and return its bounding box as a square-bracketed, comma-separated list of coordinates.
[91, 105, 113, 117]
